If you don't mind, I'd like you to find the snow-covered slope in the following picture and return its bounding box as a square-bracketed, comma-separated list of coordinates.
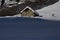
[36, 0, 60, 21]
[0, 0, 60, 21]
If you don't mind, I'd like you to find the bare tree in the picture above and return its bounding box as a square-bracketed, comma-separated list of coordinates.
[1, 0, 5, 6]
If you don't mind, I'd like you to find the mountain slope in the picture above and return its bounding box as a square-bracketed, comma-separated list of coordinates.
[36, 0, 60, 20]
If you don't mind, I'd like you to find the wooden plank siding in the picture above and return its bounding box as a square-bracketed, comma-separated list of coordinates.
[21, 9, 35, 17]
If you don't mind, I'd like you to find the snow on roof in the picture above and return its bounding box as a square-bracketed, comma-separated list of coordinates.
[20, 6, 35, 13]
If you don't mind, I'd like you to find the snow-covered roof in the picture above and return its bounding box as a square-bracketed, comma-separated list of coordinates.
[20, 6, 35, 13]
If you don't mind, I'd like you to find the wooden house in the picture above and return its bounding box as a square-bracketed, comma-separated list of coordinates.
[20, 6, 39, 17]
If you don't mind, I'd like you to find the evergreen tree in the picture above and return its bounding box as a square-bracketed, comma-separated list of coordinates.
[15, 0, 20, 3]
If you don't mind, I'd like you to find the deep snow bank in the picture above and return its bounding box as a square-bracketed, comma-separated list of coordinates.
[36, 0, 60, 20]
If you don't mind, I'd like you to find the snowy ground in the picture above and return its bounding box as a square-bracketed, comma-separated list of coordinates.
[0, 0, 60, 21]
[36, 0, 60, 21]
[10, 0, 60, 21]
